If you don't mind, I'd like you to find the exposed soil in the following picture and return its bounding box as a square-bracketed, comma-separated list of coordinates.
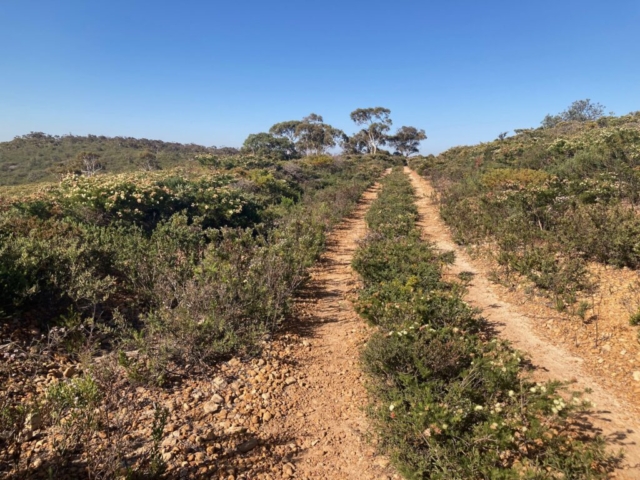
[406, 166, 640, 479]
[234, 181, 397, 479]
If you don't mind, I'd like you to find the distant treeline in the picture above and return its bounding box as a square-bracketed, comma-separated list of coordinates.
[0, 132, 239, 185]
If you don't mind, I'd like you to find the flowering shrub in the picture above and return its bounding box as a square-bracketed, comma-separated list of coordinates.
[0, 156, 384, 375]
[432, 114, 640, 307]
[354, 169, 616, 478]
[14, 170, 269, 230]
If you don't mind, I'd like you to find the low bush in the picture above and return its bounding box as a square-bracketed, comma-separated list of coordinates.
[429, 112, 640, 312]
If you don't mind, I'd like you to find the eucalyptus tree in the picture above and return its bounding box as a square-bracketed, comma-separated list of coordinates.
[388, 126, 427, 157]
[295, 114, 344, 156]
[75, 151, 104, 177]
[241, 132, 297, 160]
[269, 120, 302, 144]
[341, 130, 369, 154]
[137, 150, 161, 171]
[349, 107, 392, 154]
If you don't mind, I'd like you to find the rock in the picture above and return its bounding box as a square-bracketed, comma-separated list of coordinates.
[225, 426, 247, 435]
[283, 463, 295, 476]
[63, 366, 78, 378]
[31, 457, 43, 469]
[262, 412, 272, 422]
[162, 452, 173, 462]
[633, 371, 640, 382]
[162, 437, 177, 448]
[25, 412, 43, 431]
[284, 377, 296, 386]
[237, 438, 258, 453]
[194, 452, 206, 462]
[375, 457, 390, 468]
[203, 401, 221, 414]
[211, 394, 224, 404]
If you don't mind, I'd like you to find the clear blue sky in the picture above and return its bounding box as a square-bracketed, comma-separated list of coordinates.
[1, 0, 639, 154]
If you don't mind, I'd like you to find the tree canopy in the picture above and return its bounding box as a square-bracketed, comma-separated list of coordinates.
[349, 107, 392, 154]
[294, 114, 344, 156]
[388, 126, 427, 157]
[268, 120, 302, 143]
[241, 132, 298, 160]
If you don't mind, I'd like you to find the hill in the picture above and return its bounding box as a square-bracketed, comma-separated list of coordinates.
[0, 132, 239, 186]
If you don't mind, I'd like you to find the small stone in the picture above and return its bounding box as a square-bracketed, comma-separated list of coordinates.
[162, 452, 173, 462]
[211, 394, 224, 404]
[225, 426, 247, 435]
[63, 366, 77, 378]
[633, 371, 640, 382]
[32, 457, 43, 469]
[194, 452, 206, 462]
[203, 401, 221, 414]
[237, 438, 258, 453]
[24, 413, 43, 431]
[283, 463, 295, 476]
[263, 412, 272, 422]
[162, 437, 177, 448]
[285, 377, 296, 386]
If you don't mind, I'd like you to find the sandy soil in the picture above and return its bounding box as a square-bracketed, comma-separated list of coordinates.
[242, 181, 397, 479]
[406, 166, 640, 479]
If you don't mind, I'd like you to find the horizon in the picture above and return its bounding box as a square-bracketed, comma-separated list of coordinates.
[1, 0, 639, 155]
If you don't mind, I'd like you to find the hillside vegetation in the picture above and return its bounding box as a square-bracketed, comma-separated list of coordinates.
[0, 106, 426, 187]
[412, 105, 640, 314]
[0, 132, 238, 186]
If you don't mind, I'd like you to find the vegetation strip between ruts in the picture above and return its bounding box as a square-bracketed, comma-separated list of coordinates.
[352, 168, 618, 479]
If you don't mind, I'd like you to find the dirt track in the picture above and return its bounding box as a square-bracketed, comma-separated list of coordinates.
[406, 166, 640, 479]
[249, 181, 397, 479]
